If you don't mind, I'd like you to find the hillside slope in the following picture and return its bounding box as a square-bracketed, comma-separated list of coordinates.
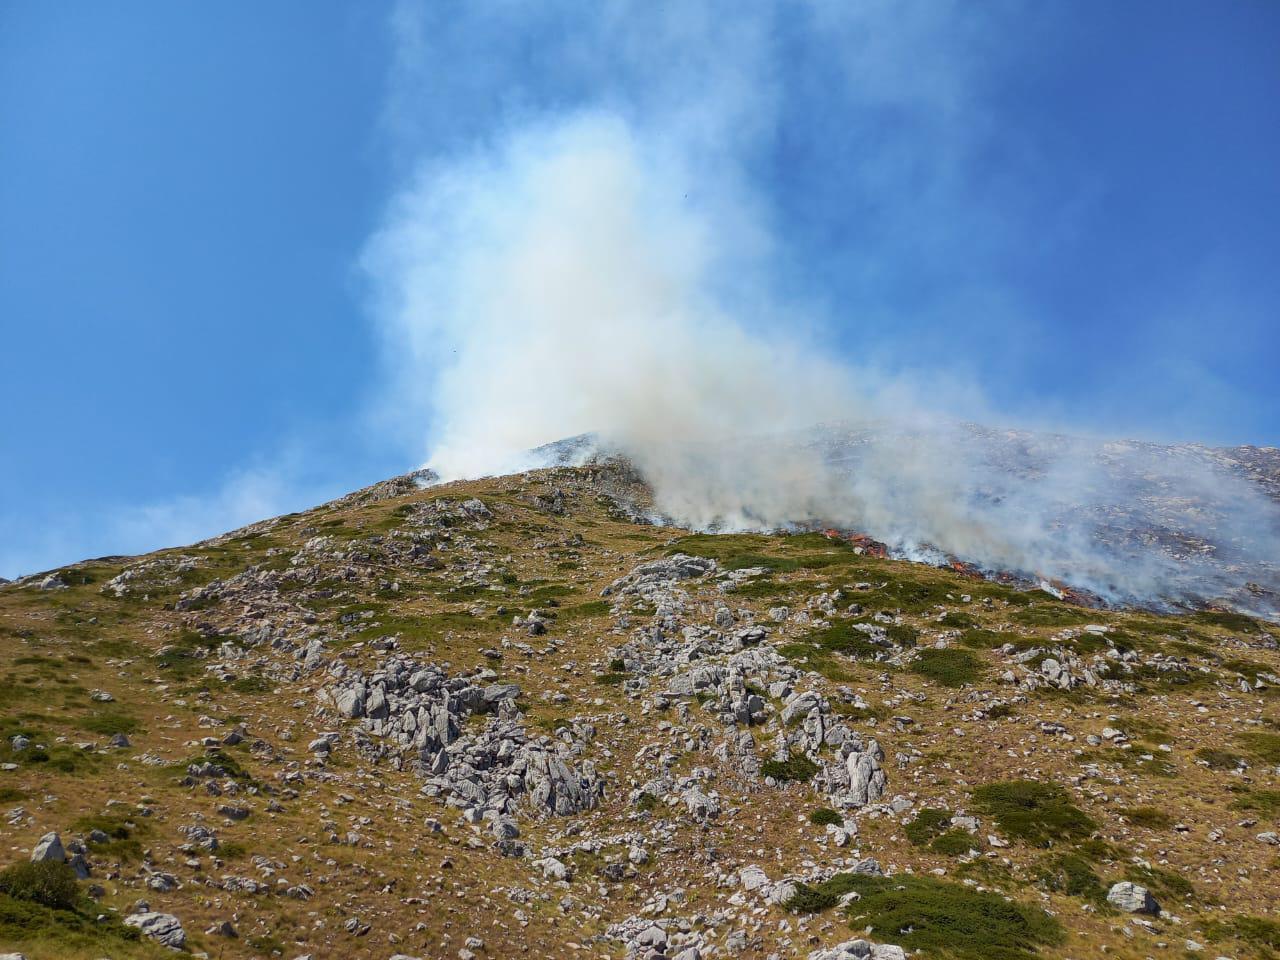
[1, 463, 1278, 960]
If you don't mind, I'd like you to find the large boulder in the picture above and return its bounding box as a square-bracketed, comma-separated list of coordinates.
[123, 911, 187, 950]
[29, 832, 64, 863]
[846, 740, 887, 806]
[1107, 881, 1159, 914]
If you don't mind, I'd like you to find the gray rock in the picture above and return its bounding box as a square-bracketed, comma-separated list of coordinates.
[335, 684, 367, 718]
[1107, 881, 1159, 914]
[739, 864, 769, 891]
[30, 832, 65, 863]
[845, 740, 887, 806]
[123, 911, 187, 949]
[808, 939, 906, 960]
[491, 817, 520, 840]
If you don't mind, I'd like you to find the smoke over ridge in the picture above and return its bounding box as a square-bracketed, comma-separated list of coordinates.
[363, 4, 1280, 618]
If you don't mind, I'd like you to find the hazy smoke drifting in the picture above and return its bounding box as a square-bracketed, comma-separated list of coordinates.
[362, 110, 1280, 616]
[362, 0, 1280, 617]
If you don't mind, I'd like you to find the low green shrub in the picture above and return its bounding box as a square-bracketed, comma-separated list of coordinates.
[1239, 731, 1280, 764]
[787, 873, 1063, 960]
[972, 780, 1095, 847]
[1196, 747, 1244, 770]
[930, 829, 977, 856]
[808, 807, 841, 826]
[959, 629, 1009, 649]
[1124, 864, 1194, 903]
[1037, 853, 1106, 904]
[904, 807, 953, 847]
[1119, 806, 1173, 829]
[1229, 789, 1280, 819]
[761, 754, 819, 783]
[0, 861, 78, 910]
[911, 648, 984, 687]
[1201, 915, 1280, 954]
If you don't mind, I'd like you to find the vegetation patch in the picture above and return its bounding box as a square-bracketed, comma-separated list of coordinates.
[911, 648, 984, 687]
[1229, 789, 1280, 820]
[0, 861, 78, 910]
[1192, 610, 1260, 633]
[904, 807, 954, 847]
[972, 780, 1095, 847]
[1124, 864, 1195, 903]
[1012, 604, 1098, 628]
[1036, 853, 1107, 905]
[1119, 806, 1174, 829]
[959, 628, 1010, 649]
[1200, 915, 1280, 955]
[1196, 746, 1244, 770]
[0, 890, 143, 954]
[1239, 731, 1280, 764]
[806, 622, 883, 659]
[559, 599, 610, 620]
[808, 807, 842, 826]
[761, 754, 819, 783]
[74, 706, 140, 736]
[787, 873, 1063, 960]
[930, 829, 978, 856]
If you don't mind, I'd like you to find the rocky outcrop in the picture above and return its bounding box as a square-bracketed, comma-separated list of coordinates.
[323, 655, 603, 818]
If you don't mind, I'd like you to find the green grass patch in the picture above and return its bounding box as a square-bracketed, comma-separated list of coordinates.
[904, 807, 953, 847]
[761, 754, 819, 783]
[1124, 864, 1195, 903]
[1200, 915, 1280, 955]
[1128, 663, 1216, 692]
[0, 861, 79, 910]
[559, 599, 611, 620]
[911, 648, 985, 688]
[1229, 789, 1280, 820]
[1011, 604, 1099, 628]
[857, 579, 956, 615]
[930, 829, 978, 856]
[1193, 610, 1261, 633]
[727, 577, 795, 600]
[809, 807, 842, 826]
[787, 873, 1063, 960]
[1036, 853, 1107, 904]
[0, 890, 145, 954]
[1239, 731, 1280, 764]
[1119, 806, 1173, 829]
[229, 673, 275, 694]
[74, 707, 139, 736]
[666, 532, 865, 573]
[1196, 746, 1244, 770]
[806, 621, 883, 658]
[972, 780, 1095, 848]
[958, 628, 1010, 649]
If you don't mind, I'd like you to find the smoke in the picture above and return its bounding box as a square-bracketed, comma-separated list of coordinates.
[363, 1, 1280, 616]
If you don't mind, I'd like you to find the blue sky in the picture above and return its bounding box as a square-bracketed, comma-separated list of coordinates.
[2, 0, 1278, 577]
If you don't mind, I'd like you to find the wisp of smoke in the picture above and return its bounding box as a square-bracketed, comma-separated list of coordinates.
[363, 111, 1280, 617]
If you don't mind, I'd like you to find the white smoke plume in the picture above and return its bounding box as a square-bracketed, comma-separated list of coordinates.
[363, 3, 1280, 617]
